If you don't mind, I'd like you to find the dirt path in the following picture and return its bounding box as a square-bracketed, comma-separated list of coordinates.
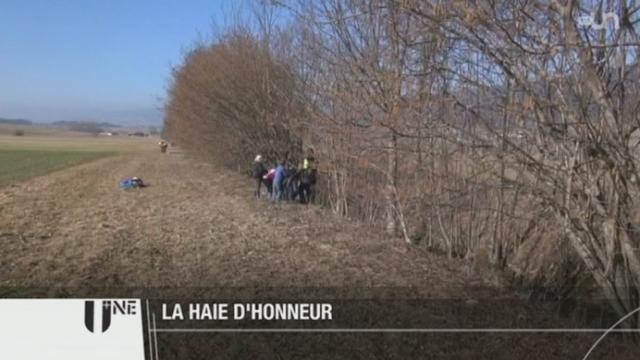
[0, 151, 482, 292]
[1, 151, 637, 359]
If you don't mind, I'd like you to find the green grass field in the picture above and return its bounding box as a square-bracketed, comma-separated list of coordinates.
[0, 127, 158, 187]
[0, 149, 115, 187]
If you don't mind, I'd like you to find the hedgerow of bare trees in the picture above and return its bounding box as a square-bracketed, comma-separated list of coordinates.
[164, 0, 640, 325]
[164, 28, 304, 170]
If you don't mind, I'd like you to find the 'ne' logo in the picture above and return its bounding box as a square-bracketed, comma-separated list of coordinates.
[84, 300, 112, 333]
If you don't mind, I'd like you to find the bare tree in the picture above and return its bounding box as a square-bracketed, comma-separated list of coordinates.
[405, 0, 640, 324]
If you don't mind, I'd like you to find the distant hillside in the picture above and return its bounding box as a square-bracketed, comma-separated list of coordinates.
[0, 118, 32, 125]
[51, 120, 120, 128]
[47, 121, 120, 134]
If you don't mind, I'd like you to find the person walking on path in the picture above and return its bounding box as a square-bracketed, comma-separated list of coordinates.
[263, 168, 275, 196]
[159, 140, 169, 153]
[299, 149, 318, 203]
[252, 155, 268, 198]
[272, 160, 286, 201]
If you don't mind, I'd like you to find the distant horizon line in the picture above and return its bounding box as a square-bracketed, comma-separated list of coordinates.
[0, 116, 162, 127]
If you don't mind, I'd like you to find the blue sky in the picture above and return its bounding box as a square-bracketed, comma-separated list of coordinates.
[0, 0, 249, 126]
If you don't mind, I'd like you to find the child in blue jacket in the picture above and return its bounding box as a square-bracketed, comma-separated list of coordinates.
[272, 160, 286, 201]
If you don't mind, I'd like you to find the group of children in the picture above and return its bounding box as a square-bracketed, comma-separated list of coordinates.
[252, 149, 317, 204]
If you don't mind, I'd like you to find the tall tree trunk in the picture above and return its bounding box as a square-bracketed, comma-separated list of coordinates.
[385, 131, 398, 236]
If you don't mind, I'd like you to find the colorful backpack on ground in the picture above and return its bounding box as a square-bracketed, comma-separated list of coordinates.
[119, 177, 144, 189]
